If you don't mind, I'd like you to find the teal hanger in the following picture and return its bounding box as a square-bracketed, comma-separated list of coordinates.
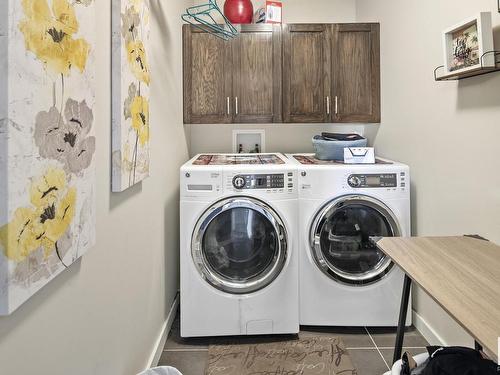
[182, 0, 238, 41]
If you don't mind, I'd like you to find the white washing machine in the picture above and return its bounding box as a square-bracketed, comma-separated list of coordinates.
[180, 153, 299, 337]
[287, 154, 411, 327]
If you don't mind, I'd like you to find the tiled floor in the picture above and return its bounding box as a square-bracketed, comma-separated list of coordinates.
[159, 312, 429, 375]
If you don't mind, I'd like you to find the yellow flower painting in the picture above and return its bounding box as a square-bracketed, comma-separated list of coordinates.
[130, 95, 150, 146]
[0, 168, 76, 263]
[126, 40, 151, 85]
[1, 0, 95, 315]
[19, 0, 90, 76]
[112, 0, 151, 192]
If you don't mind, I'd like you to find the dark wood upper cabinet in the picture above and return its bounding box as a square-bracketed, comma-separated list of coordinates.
[183, 24, 281, 124]
[183, 25, 232, 124]
[332, 23, 381, 123]
[233, 25, 282, 123]
[282, 24, 331, 123]
[183, 23, 381, 124]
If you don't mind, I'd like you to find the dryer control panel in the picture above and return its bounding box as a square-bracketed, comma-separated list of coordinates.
[232, 174, 286, 190]
[347, 173, 398, 188]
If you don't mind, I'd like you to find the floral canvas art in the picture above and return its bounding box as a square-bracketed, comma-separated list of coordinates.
[112, 0, 151, 192]
[0, 0, 96, 315]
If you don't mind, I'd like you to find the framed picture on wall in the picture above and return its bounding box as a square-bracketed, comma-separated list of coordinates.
[442, 12, 495, 74]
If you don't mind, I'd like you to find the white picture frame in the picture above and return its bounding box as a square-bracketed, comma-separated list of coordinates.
[442, 12, 495, 74]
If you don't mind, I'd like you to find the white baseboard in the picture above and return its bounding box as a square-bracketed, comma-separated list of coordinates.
[146, 292, 180, 369]
[412, 310, 445, 346]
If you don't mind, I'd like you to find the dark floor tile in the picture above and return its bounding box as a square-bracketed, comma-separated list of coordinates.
[164, 315, 210, 350]
[158, 351, 208, 375]
[380, 348, 429, 370]
[347, 349, 390, 375]
[367, 326, 429, 348]
[209, 333, 299, 346]
[300, 325, 374, 349]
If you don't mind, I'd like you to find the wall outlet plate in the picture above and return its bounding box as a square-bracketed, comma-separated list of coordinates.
[232, 129, 266, 153]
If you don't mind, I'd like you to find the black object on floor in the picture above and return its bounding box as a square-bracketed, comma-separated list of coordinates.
[424, 346, 500, 375]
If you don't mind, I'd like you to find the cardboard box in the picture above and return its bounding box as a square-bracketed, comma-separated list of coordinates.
[266, 1, 282, 23]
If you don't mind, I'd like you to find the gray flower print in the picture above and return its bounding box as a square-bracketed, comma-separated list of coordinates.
[121, 6, 141, 44]
[34, 98, 96, 174]
[123, 82, 138, 120]
[75, 0, 94, 6]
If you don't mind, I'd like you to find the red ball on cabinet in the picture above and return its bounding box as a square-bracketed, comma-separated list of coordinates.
[223, 0, 254, 24]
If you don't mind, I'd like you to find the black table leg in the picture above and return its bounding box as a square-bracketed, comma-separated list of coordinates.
[393, 274, 412, 364]
[474, 341, 483, 351]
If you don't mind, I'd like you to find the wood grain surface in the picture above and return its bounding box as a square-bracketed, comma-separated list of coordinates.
[332, 23, 380, 123]
[283, 24, 331, 123]
[183, 23, 381, 125]
[377, 236, 500, 360]
[183, 25, 232, 124]
[233, 25, 282, 123]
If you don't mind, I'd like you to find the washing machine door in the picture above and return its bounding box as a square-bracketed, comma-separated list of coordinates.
[310, 195, 400, 285]
[192, 197, 288, 294]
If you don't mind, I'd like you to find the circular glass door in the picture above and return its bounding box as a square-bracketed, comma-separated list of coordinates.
[310, 195, 400, 285]
[192, 197, 288, 294]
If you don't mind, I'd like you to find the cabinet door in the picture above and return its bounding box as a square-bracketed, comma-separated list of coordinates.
[183, 25, 232, 124]
[283, 24, 331, 123]
[332, 24, 381, 123]
[233, 25, 282, 123]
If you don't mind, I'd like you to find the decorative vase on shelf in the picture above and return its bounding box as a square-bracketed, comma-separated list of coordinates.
[224, 0, 254, 24]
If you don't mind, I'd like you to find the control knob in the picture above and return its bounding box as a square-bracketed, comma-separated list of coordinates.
[348, 175, 361, 188]
[233, 176, 246, 189]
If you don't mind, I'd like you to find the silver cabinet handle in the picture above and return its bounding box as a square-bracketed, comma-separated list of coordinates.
[326, 96, 330, 115]
[235, 97, 239, 115]
[335, 96, 338, 115]
[226, 97, 230, 115]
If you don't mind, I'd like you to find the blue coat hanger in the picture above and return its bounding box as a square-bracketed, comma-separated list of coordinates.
[182, 0, 238, 41]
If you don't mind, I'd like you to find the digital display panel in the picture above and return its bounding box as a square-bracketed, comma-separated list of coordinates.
[256, 177, 267, 187]
[348, 174, 398, 188]
[236, 174, 285, 189]
[366, 176, 381, 186]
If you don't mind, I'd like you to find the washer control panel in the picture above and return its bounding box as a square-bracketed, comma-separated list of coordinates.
[347, 173, 397, 188]
[232, 174, 285, 190]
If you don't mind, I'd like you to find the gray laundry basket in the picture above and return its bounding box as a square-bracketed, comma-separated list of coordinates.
[137, 366, 183, 375]
[312, 135, 367, 161]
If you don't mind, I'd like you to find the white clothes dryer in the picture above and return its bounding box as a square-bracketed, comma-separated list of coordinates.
[287, 154, 412, 327]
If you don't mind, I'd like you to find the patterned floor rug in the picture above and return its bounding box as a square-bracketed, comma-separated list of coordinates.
[205, 336, 357, 375]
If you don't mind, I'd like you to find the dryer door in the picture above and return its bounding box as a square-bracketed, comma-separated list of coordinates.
[310, 195, 400, 285]
[192, 197, 288, 294]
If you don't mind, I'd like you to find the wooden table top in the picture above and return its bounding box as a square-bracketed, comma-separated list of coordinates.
[375, 236, 500, 360]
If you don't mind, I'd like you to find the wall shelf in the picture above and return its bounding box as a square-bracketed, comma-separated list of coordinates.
[434, 50, 500, 81]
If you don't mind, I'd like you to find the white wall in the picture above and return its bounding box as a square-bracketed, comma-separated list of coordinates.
[356, 0, 500, 347]
[0, 1, 190, 374]
[188, 0, 369, 155]
[192, 0, 357, 23]
[189, 123, 378, 154]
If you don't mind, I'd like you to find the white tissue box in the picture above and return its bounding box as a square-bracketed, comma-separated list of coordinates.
[344, 147, 375, 164]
